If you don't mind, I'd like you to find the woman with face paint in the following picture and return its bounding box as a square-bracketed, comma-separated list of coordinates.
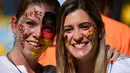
[0, 0, 60, 73]
[56, 0, 120, 73]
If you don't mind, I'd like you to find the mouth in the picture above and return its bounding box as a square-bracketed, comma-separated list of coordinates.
[27, 40, 43, 48]
[72, 41, 89, 49]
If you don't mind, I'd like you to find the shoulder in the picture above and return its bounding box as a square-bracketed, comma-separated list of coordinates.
[42, 65, 56, 73]
[111, 54, 130, 73]
[0, 55, 8, 64]
[0, 55, 14, 73]
[39, 64, 56, 73]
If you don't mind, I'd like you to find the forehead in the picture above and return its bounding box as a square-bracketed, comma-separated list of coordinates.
[25, 4, 54, 14]
[64, 9, 94, 25]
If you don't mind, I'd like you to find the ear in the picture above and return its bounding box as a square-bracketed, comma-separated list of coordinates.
[11, 16, 17, 34]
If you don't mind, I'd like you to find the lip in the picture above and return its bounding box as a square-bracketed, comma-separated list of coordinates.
[71, 41, 89, 49]
[26, 40, 43, 48]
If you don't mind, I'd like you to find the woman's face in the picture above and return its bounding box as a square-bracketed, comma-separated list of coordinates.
[64, 9, 98, 61]
[12, 4, 56, 57]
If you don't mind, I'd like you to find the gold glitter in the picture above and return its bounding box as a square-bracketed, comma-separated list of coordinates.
[66, 42, 69, 47]
[30, 51, 36, 56]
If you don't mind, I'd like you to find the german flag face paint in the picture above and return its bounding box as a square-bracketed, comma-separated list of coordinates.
[14, 5, 57, 57]
[42, 12, 56, 26]
[41, 12, 56, 40]
[30, 39, 52, 56]
[30, 12, 56, 56]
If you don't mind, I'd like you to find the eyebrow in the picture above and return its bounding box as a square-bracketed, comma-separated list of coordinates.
[64, 22, 94, 27]
[79, 22, 93, 25]
[23, 17, 33, 21]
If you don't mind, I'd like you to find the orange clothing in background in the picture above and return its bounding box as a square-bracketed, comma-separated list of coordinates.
[102, 15, 130, 55]
[38, 15, 130, 66]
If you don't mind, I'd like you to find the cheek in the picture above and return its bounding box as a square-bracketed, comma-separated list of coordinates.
[19, 24, 25, 32]
[87, 27, 94, 36]
[18, 24, 29, 40]
[86, 28, 97, 46]
[42, 30, 55, 40]
[64, 33, 73, 47]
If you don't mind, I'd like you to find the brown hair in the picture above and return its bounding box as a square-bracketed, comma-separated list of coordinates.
[56, 0, 107, 73]
[93, 0, 107, 13]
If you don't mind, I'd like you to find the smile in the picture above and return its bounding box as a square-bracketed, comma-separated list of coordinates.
[72, 42, 89, 49]
[27, 41, 43, 47]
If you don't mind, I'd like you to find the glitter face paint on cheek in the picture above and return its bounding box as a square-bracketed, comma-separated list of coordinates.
[86, 26, 97, 47]
[87, 27, 94, 37]
[30, 30, 54, 56]
[64, 35, 72, 48]
[18, 23, 26, 48]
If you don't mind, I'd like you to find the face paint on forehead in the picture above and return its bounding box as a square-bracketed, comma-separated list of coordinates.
[24, 8, 43, 20]
[42, 12, 56, 26]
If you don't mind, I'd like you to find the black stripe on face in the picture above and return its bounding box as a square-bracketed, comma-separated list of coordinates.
[42, 12, 56, 26]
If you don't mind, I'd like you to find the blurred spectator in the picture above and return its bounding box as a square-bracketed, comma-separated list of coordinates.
[3, 0, 21, 16]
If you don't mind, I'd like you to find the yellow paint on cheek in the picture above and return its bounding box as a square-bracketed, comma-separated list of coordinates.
[88, 31, 93, 36]
[30, 51, 36, 56]
[32, 11, 35, 15]
[36, 40, 39, 42]
[30, 39, 52, 56]
[88, 28, 94, 36]
[65, 42, 69, 47]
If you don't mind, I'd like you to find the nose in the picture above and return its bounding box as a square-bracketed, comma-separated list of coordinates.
[33, 26, 43, 39]
[73, 29, 83, 43]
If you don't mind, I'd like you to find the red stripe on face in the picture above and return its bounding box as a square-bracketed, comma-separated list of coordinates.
[42, 30, 55, 40]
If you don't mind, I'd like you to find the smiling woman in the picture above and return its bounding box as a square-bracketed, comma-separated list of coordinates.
[56, 0, 107, 73]
[0, 0, 60, 73]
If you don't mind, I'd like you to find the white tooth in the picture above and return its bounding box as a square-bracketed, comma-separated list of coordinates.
[29, 42, 38, 46]
[74, 44, 85, 48]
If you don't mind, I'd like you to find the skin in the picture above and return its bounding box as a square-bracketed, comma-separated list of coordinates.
[64, 9, 98, 61]
[64, 9, 98, 73]
[11, 4, 56, 73]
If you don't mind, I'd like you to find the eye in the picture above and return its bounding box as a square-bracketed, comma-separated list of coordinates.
[26, 22, 35, 25]
[25, 21, 36, 28]
[79, 23, 92, 30]
[64, 27, 73, 33]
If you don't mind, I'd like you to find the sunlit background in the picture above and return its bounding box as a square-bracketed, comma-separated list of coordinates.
[0, 0, 130, 55]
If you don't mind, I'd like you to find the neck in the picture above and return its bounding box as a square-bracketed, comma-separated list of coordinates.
[77, 57, 96, 73]
[9, 44, 42, 73]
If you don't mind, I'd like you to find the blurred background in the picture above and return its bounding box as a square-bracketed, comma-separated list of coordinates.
[0, 0, 130, 55]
